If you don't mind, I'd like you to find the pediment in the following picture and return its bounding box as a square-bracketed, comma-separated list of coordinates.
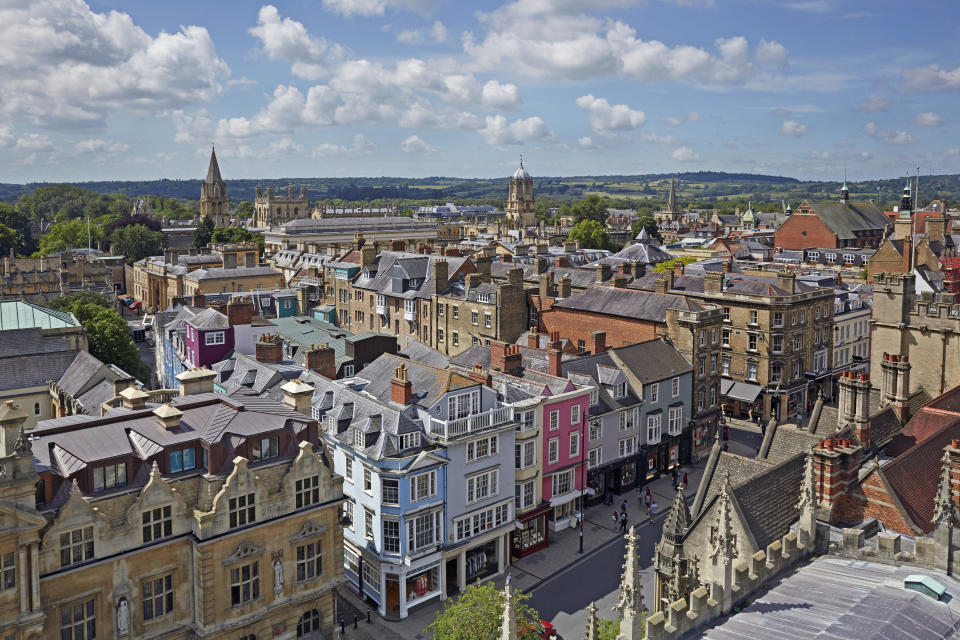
[224, 540, 264, 565]
[290, 519, 328, 542]
[404, 450, 447, 472]
[0, 499, 47, 535]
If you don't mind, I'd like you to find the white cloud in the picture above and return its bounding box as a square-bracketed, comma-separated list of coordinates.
[321, 0, 432, 17]
[15, 134, 53, 151]
[311, 133, 377, 157]
[913, 111, 944, 127]
[667, 111, 701, 126]
[672, 146, 700, 162]
[0, 0, 229, 128]
[400, 135, 436, 153]
[0, 125, 12, 148]
[478, 114, 552, 145]
[811, 151, 830, 159]
[756, 39, 788, 68]
[74, 139, 130, 154]
[858, 94, 890, 112]
[641, 132, 676, 144]
[901, 64, 960, 91]
[865, 121, 913, 145]
[575, 94, 645, 135]
[432, 21, 447, 43]
[464, 2, 787, 87]
[481, 80, 521, 109]
[269, 137, 304, 154]
[946, 148, 960, 157]
[396, 29, 424, 44]
[578, 136, 596, 149]
[780, 119, 808, 137]
[249, 5, 342, 80]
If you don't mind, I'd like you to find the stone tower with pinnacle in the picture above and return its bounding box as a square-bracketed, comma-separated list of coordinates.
[506, 158, 536, 229]
[653, 485, 693, 611]
[200, 146, 229, 226]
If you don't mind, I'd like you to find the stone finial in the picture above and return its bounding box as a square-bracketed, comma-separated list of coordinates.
[13, 426, 29, 454]
[710, 472, 738, 565]
[614, 526, 646, 640]
[796, 451, 818, 513]
[933, 451, 960, 528]
[583, 601, 599, 640]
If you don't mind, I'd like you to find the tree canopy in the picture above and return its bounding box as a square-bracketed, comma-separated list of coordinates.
[210, 226, 264, 252]
[427, 582, 543, 640]
[0, 202, 36, 255]
[110, 224, 167, 264]
[193, 215, 215, 249]
[570, 195, 610, 224]
[631, 216, 662, 242]
[46, 292, 150, 382]
[569, 219, 611, 250]
[15, 184, 132, 223]
[38, 218, 104, 255]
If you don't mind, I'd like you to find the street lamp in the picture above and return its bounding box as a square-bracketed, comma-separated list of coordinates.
[579, 408, 586, 554]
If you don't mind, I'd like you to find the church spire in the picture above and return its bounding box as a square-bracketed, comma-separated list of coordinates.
[206, 146, 223, 185]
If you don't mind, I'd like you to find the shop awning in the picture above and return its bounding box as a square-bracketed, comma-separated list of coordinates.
[549, 491, 580, 508]
[723, 381, 763, 403]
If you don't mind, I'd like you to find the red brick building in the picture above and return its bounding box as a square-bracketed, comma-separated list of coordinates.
[774, 199, 889, 251]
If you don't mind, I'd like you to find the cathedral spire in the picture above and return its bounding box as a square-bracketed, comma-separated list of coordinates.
[206, 146, 223, 185]
[933, 450, 959, 528]
[614, 526, 646, 640]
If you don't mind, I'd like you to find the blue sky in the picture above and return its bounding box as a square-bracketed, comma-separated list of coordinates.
[1, 0, 959, 183]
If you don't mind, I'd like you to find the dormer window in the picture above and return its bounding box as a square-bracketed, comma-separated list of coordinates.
[614, 382, 627, 398]
[477, 293, 490, 303]
[354, 429, 366, 449]
[93, 462, 127, 492]
[251, 437, 279, 461]
[400, 432, 420, 450]
[205, 331, 225, 346]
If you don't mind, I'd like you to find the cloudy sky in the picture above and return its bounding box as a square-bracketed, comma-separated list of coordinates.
[1, 0, 958, 183]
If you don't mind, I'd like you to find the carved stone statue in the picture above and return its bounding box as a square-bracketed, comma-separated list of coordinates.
[274, 559, 284, 593]
[117, 598, 129, 636]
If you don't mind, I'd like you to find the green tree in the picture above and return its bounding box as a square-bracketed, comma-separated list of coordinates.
[47, 291, 114, 312]
[236, 201, 255, 219]
[48, 297, 149, 381]
[210, 226, 265, 252]
[571, 195, 610, 224]
[598, 618, 620, 640]
[652, 256, 699, 273]
[569, 219, 610, 250]
[194, 215, 215, 249]
[0, 202, 35, 255]
[110, 224, 167, 264]
[38, 218, 103, 254]
[0, 223, 18, 256]
[631, 216, 662, 242]
[427, 582, 542, 640]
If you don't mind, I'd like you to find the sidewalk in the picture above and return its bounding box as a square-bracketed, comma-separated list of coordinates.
[336, 461, 705, 640]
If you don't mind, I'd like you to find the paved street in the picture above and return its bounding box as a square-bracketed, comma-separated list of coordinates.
[338, 424, 760, 640]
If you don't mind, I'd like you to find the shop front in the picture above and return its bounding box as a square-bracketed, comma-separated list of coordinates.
[585, 458, 638, 506]
[721, 380, 764, 420]
[511, 503, 550, 558]
[549, 490, 583, 531]
[373, 550, 443, 620]
[444, 527, 510, 596]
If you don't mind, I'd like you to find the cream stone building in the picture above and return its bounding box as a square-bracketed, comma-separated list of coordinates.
[0, 369, 344, 640]
[505, 161, 535, 229]
[254, 185, 309, 228]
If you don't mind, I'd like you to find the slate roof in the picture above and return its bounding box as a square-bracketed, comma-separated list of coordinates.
[185, 266, 281, 281]
[1, 350, 80, 392]
[31, 393, 312, 477]
[355, 353, 477, 409]
[808, 200, 890, 240]
[214, 351, 303, 394]
[702, 556, 960, 640]
[277, 217, 437, 235]
[559, 351, 643, 416]
[609, 339, 692, 383]
[188, 307, 230, 330]
[588, 241, 674, 267]
[398, 339, 450, 369]
[353, 251, 470, 301]
[552, 286, 707, 322]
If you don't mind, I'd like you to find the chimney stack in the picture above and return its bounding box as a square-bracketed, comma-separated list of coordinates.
[547, 346, 562, 377]
[176, 367, 217, 396]
[153, 403, 183, 430]
[281, 378, 315, 415]
[433, 259, 449, 293]
[776, 270, 796, 295]
[225, 299, 254, 326]
[305, 343, 337, 379]
[492, 342, 523, 375]
[391, 364, 412, 405]
[120, 385, 149, 410]
[557, 276, 571, 299]
[527, 328, 539, 349]
[591, 331, 606, 354]
[596, 263, 611, 283]
[256, 333, 282, 363]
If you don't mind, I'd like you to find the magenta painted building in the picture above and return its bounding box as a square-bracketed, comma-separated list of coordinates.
[184, 308, 234, 367]
[539, 388, 590, 531]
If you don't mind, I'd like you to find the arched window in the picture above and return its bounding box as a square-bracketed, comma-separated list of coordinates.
[297, 609, 320, 636]
[34, 402, 40, 416]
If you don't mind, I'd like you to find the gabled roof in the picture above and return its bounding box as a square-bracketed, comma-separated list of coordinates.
[806, 200, 890, 240]
[552, 286, 706, 322]
[356, 353, 477, 409]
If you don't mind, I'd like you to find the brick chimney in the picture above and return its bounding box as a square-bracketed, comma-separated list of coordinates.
[527, 328, 540, 349]
[838, 370, 872, 449]
[391, 364, 412, 405]
[928, 217, 946, 245]
[558, 276, 571, 299]
[704, 271, 723, 294]
[539, 273, 555, 300]
[617, 262, 630, 276]
[391, 239, 406, 251]
[591, 331, 606, 354]
[225, 299, 254, 326]
[433, 258, 449, 292]
[612, 275, 628, 288]
[631, 261, 646, 278]
[305, 343, 337, 379]
[192, 293, 206, 307]
[493, 343, 523, 375]
[812, 436, 862, 520]
[776, 270, 796, 294]
[500, 253, 513, 262]
[881, 353, 912, 423]
[469, 364, 492, 386]
[554, 256, 569, 268]
[674, 261, 685, 276]
[444, 247, 460, 257]
[547, 346, 562, 377]
[596, 263, 611, 283]
[721, 260, 732, 274]
[256, 333, 282, 363]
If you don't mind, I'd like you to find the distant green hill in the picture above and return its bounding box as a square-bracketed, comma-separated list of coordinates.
[2, 171, 956, 209]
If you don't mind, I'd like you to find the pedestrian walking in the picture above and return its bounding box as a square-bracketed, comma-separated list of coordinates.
[620, 500, 628, 514]
[644, 488, 652, 508]
[612, 511, 618, 524]
[671, 466, 679, 489]
[682, 472, 688, 489]
[619, 511, 628, 532]
[650, 501, 658, 517]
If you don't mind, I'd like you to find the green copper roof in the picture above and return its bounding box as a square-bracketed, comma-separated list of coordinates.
[0, 301, 80, 330]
